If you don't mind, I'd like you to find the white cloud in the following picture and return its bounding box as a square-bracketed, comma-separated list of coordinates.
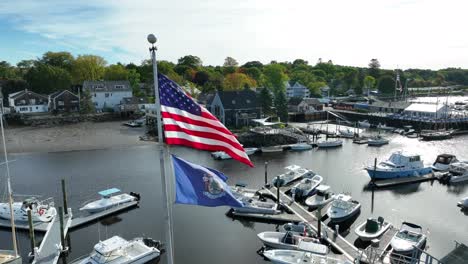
[0, 0, 467, 69]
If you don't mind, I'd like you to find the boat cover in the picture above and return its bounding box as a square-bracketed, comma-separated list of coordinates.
[98, 188, 121, 196]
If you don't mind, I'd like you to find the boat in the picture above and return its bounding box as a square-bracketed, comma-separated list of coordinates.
[257, 232, 328, 255]
[289, 142, 312, 151]
[393, 128, 404, 134]
[448, 161, 468, 175]
[291, 175, 323, 200]
[305, 185, 334, 209]
[377, 123, 395, 131]
[233, 196, 281, 215]
[327, 195, 360, 222]
[420, 130, 452, 141]
[272, 165, 315, 187]
[211, 147, 258, 160]
[365, 151, 433, 180]
[79, 188, 140, 213]
[449, 171, 468, 184]
[457, 197, 468, 209]
[263, 250, 352, 264]
[338, 128, 354, 138]
[261, 146, 284, 153]
[279, 222, 316, 237]
[354, 217, 392, 241]
[358, 120, 371, 128]
[316, 140, 343, 148]
[0, 197, 56, 223]
[123, 120, 142, 127]
[390, 222, 427, 257]
[406, 133, 418, 138]
[432, 154, 459, 171]
[74, 236, 160, 264]
[367, 136, 389, 146]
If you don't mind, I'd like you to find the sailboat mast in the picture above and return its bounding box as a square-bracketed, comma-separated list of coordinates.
[0, 101, 18, 257]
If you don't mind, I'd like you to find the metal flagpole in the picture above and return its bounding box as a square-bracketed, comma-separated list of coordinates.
[148, 34, 175, 264]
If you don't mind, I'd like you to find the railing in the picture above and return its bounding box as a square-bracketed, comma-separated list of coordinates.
[360, 245, 444, 264]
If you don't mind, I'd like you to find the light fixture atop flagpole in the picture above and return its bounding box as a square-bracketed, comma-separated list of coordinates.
[147, 34, 157, 44]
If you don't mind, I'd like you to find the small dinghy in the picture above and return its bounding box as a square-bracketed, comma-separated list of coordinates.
[327, 195, 360, 223]
[257, 232, 328, 255]
[305, 185, 334, 209]
[74, 236, 160, 264]
[272, 165, 315, 187]
[279, 222, 316, 237]
[263, 250, 353, 264]
[291, 175, 323, 200]
[290, 142, 312, 151]
[80, 188, 139, 214]
[457, 197, 468, 209]
[390, 222, 427, 256]
[354, 217, 392, 241]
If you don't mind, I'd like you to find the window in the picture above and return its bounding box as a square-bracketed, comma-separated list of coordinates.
[214, 105, 221, 117]
[58, 101, 65, 106]
[30, 99, 36, 104]
[115, 85, 125, 89]
[20, 107, 28, 111]
[20, 99, 26, 105]
[36, 106, 38, 110]
[94, 84, 105, 90]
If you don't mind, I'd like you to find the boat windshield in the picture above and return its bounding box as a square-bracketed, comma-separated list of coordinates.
[436, 155, 453, 164]
[396, 230, 421, 243]
[332, 199, 352, 209]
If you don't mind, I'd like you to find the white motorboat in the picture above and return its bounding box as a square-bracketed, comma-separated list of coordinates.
[390, 222, 427, 256]
[365, 151, 432, 180]
[74, 236, 160, 264]
[354, 217, 392, 241]
[79, 188, 139, 213]
[449, 173, 468, 184]
[123, 121, 142, 127]
[367, 136, 389, 146]
[457, 197, 468, 209]
[358, 120, 371, 128]
[233, 197, 281, 215]
[406, 133, 418, 138]
[305, 185, 334, 209]
[262, 146, 284, 153]
[432, 154, 459, 171]
[280, 222, 316, 237]
[448, 161, 468, 175]
[291, 175, 323, 200]
[257, 232, 328, 255]
[211, 147, 258, 160]
[272, 165, 315, 187]
[263, 250, 353, 264]
[290, 143, 312, 151]
[377, 123, 395, 131]
[0, 197, 56, 223]
[338, 128, 354, 138]
[316, 140, 343, 148]
[327, 195, 360, 222]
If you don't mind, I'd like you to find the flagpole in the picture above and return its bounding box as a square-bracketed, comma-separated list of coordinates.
[148, 34, 175, 264]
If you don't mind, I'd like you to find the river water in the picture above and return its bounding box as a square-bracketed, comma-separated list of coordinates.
[0, 131, 467, 263]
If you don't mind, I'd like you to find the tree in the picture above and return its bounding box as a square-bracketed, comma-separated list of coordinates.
[364, 76, 376, 90]
[177, 55, 202, 69]
[242, 67, 262, 82]
[368, 59, 381, 79]
[223, 73, 256, 90]
[274, 91, 288, 123]
[290, 70, 316, 87]
[223, 57, 238, 67]
[71, 55, 106, 84]
[292, 59, 308, 67]
[193, 71, 210, 86]
[128, 69, 144, 97]
[0, 61, 17, 79]
[202, 72, 224, 92]
[308, 81, 327, 97]
[25, 63, 72, 94]
[242, 61, 263, 68]
[259, 87, 273, 115]
[16, 60, 35, 78]
[263, 64, 287, 93]
[104, 64, 129, 80]
[377, 75, 395, 94]
[80, 90, 95, 114]
[40, 51, 74, 71]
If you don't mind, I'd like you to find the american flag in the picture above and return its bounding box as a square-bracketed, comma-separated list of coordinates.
[158, 73, 253, 167]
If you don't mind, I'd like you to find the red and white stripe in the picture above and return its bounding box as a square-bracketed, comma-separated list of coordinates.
[161, 105, 254, 167]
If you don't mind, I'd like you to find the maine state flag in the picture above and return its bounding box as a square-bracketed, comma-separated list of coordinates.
[171, 155, 243, 208]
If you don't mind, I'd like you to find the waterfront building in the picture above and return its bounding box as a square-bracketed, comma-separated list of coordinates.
[403, 103, 449, 119]
[289, 97, 323, 113]
[8, 89, 48, 113]
[119, 97, 152, 113]
[368, 101, 411, 113]
[48, 90, 80, 113]
[285, 81, 310, 99]
[82, 80, 132, 112]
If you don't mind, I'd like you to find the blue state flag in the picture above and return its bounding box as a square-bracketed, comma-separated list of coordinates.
[171, 155, 243, 208]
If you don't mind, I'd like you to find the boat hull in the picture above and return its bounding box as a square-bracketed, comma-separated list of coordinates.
[354, 221, 391, 241]
[80, 194, 137, 213]
[366, 167, 432, 179]
[329, 205, 360, 223]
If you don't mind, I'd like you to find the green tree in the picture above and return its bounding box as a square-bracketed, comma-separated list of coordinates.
[80, 89, 95, 114]
[308, 81, 327, 97]
[71, 55, 106, 84]
[263, 64, 287, 93]
[104, 64, 129, 80]
[193, 71, 210, 86]
[274, 91, 288, 123]
[377, 75, 395, 94]
[16, 60, 35, 78]
[40, 51, 74, 71]
[259, 87, 273, 115]
[290, 70, 316, 87]
[223, 73, 256, 90]
[242, 61, 263, 69]
[128, 69, 144, 97]
[364, 75, 376, 90]
[242, 67, 262, 82]
[223, 57, 238, 67]
[368, 58, 381, 79]
[25, 63, 72, 94]
[177, 55, 202, 69]
[0, 61, 17, 79]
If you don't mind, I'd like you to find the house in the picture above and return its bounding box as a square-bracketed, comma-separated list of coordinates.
[320, 86, 330, 98]
[368, 101, 411, 114]
[403, 103, 449, 119]
[285, 81, 310, 99]
[297, 98, 323, 113]
[205, 88, 261, 127]
[8, 89, 48, 113]
[82, 80, 132, 111]
[49, 90, 80, 112]
[287, 97, 303, 112]
[119, 97, 152, 112]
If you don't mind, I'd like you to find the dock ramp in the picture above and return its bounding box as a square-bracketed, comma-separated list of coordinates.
[441, 241, 468, 264]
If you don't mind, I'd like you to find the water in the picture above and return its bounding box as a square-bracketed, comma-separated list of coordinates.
[0, 133, 468, 263]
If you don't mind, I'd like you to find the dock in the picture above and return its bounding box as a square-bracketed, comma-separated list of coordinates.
[227, 209, 302, 223]
[371, 173, 436, 188]
[32, 209, 72, 264]
[441, 242, 468, 264]
[364, 226, 398, 261]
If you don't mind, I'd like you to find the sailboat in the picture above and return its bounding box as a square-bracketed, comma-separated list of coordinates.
[0, 108, 21, 264]
[317, 126, 342, 148]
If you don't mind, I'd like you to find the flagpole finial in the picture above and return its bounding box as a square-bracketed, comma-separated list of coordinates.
[147, 34, 157, 44]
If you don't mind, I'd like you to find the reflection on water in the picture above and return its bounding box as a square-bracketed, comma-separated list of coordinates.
[0, 133, 467, 263]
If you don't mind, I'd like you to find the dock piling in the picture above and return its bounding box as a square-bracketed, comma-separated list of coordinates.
[264, 162, 268, 185]
[316, 205, 322, 239]
[58, 207, 67, 253]
[61, 179, 68, 215]
[276, 176, 280, 206]
[28, 209, 36, 257]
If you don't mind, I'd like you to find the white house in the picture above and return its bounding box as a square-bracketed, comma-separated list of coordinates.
[285, 81, 310, 99]
[403, 103, 449, 119]
[82, 80, 132, 111]
[8, 89, 49, 114]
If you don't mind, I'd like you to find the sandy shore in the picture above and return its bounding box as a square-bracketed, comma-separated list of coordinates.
[4, 121, 153, 154]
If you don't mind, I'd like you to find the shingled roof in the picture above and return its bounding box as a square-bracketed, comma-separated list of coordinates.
[217, 89, 258, 109]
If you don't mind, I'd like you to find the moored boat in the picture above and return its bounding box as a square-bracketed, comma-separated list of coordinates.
[262, 146, 284, 153]
[263, 250, 352, 264]
[290, 143, 312, 151]
[211, 147, 258, 160]
[74, 236, 161, 264]
[365, 151, 432, 180]
[0, 197, 56, 223]
[457, 197, 468, 209]
[291, 175, 323, 200]
[79, 188, 139, 213]
[272, 165, 316, 187]
[338, 128, 354, 138]
[305, 185, 334, 209]
[354, 217, 392, 241]
[327, 195, 360, 223]
[358, 120, 371, 128]
[257, 232, 328, 255]
[377, 123, 395, 131]
[432, 154, 459, 171]
[367, 136, 389, 146]
[279, 222, 316, 237]
[316, 140, 343, 148]
[390, 222, 427, 257]
[420, 130, 452, 141]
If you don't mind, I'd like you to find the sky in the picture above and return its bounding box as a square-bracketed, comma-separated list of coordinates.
[0, 0, 467, 70]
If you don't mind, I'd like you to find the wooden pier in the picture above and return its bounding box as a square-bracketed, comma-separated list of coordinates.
[364, 226, 398, 260]
[371, 173, 436, 188]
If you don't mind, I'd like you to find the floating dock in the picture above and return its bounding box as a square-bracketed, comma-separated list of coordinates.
[227, 209, 301, 223]
[364, 226, 398, 261]
[371, 173, 436, 188]
[441, 242, 468, 264]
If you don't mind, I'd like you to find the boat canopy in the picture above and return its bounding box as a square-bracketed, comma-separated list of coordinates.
[98, 188, 121, 197]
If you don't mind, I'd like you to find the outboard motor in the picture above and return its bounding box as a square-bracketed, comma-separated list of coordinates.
[130, 192, 141, 201]
[143, 238, 163, 250]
